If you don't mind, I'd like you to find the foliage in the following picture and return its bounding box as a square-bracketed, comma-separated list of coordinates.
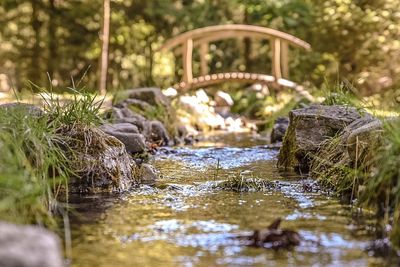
[1, 0, 400, 94]
[360, 119, 400, 249]
[0, 106, 71, 226]
[0, 86, 103, 226]
[320, 80, 360, 107]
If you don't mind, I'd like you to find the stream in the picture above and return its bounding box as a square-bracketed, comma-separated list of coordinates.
[70, 132, 385, 267]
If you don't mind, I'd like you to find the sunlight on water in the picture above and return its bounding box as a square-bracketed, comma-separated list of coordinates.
[70, 133, 387, 267]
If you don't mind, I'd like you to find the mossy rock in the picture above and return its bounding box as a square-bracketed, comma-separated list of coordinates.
[277, 105, 364, 171]
[62, 124, 138, 193]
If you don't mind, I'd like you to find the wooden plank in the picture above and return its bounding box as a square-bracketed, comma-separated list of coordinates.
[200, 43, 209, 76]
[281, 40, 289, 79]
[182, 38, 193, 84]
[160, 24, 311, 52]
[271, 38, 282, 80]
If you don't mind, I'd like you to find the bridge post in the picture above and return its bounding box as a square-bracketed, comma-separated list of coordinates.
[281, 40, 289, 79]
[182, 38, 193, 84]
[200, 43, 209, 76]
[271, 38, 282, 80]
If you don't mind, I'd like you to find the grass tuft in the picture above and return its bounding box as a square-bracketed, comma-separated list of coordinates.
[0, 83, 103, 226]
[216, 173, 277, 192]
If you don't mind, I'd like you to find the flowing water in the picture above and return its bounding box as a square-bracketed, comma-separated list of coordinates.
[70, 133, 386, 267]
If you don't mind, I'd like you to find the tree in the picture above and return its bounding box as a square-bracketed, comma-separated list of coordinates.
[99, 0, 110, 94]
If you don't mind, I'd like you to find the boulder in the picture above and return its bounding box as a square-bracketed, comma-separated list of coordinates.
[105, 107, 125, 120]
[341, 116, 383, 164]
[123, 98, 152, 112]
[102, 130, 147, 154]
[100, 123, 139, 134]
[62, 125, 138, 193]
[0, 222, 63, 267]
[270, 117, 289, 144]
[147, 120, 170, 145]
[278, 105, 364, 170]
[308, 115, 383, 198]
[126, 87, 171, 109]
[116, 117, 149, 133]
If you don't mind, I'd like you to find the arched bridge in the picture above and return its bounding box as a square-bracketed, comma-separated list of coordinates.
[160, 24, 312, 99]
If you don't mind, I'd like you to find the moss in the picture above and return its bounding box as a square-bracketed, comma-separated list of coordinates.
[277, 114, 299, 170]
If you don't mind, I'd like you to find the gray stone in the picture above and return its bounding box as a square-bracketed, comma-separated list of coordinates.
[0, 222, 63, 267]
[120, 107, 137, 118]
[309, 114, 383, 190]
[100, 123, 139, 134]
[103, 130, 147, 154]
[147, 120, 170, 145]
[116, 117, 149, 133]
[123, 98, 152, 111]
[342, 116, 383, 164]
[278, 105, 363, 170]
[127, 87, 171, 109]
[107, 107, 125, 120]
[64, 127, 137, 193]
[271, 117, 289, 144]
[138, 163, 158, 185]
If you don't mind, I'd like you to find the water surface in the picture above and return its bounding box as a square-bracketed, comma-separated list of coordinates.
[70, 133, 384, 267]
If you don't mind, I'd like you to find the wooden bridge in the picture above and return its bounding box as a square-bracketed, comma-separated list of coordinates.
[160, 24, 312, 99]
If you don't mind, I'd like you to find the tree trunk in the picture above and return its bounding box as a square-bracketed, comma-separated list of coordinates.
[47, 0, 57, 82]
[99, 0, 110, 94]
[29, 0, 42, 84]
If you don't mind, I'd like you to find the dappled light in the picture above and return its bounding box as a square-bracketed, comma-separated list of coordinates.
[0, 1, 399, 267]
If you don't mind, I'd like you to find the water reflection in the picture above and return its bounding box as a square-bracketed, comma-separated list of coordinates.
[70, 133, 386, 267]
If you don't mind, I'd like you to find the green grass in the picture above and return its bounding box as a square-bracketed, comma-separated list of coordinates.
[359, 119, 400, 248]
[0, 107, 71, 226]
[320, 79, 364, 109]
[216, 173, 277, 192]
[0, 85, 103, 226]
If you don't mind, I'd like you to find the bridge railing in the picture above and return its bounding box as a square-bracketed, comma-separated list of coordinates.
[159, 24, 311, 91]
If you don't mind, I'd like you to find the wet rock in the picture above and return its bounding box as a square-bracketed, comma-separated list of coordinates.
[147, 120, 170, 145]
[120, 107, 139, 118]
[341, 116, 383, 163]
[309, 114, 383, 192]
[116, 117, 149, 133]
[138, 163, 158, 185]
[214, 91, 234, 107]
[104, 107, 125, 120]
[246, 218, 301, 249]
[278, 105, 363, 170]
[0, 222, 63, 267]
[123, 98, 152, 111]
[271, 117, 289, 144]
[103, 131, 147, 154]
[100, 122, 146, 154]
[100, 123, 139, 134]
[0, 102, 43, 117]
[126, 87, 171, 110]
[63, 125, 137, 193]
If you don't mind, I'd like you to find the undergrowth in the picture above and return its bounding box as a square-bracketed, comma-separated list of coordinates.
[0, 84, 103, 226]
[360, 119, 400, 248]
